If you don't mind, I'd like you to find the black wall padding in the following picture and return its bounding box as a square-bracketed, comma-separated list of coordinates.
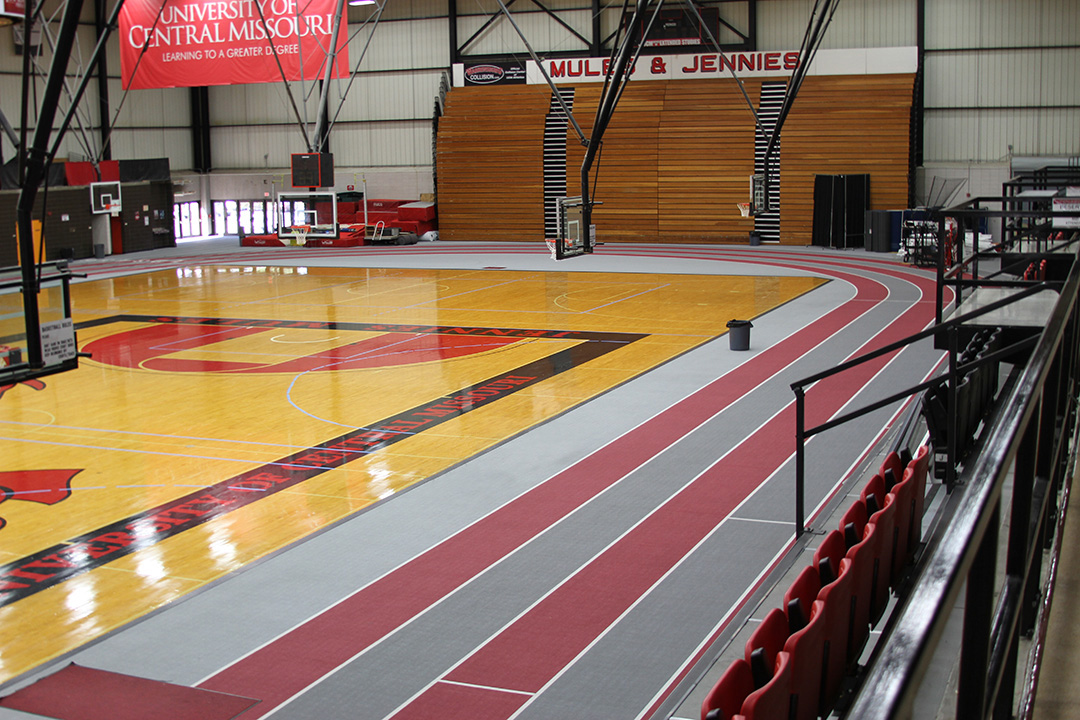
[0, 186, 95, 266]
[812, 173, 870, 249]
[0, 159, 68, 190]
[119, 158, 170, 182]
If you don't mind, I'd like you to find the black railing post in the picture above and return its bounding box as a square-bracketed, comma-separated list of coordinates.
[947, 324, 959, 487]
[936, 215, 946, 324]
[1011, 407, 1038, 642]
[957, 498, 999, 720]
[795, 385, 806, 538]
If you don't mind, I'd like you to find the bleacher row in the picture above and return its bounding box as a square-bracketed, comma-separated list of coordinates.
[701, 445, 931, 720]
[922, 329, 1001, 479]
[1022, 259, 1047, 282]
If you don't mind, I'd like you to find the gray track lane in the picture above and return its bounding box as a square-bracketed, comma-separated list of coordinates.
[251, 257, 943, 719]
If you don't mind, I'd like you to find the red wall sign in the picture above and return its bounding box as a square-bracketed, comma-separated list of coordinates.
[1, 0, 26, 21]
[119, 0, 350, 90]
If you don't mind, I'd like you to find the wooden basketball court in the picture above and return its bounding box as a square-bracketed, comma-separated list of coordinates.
[0, 259, 825, 682]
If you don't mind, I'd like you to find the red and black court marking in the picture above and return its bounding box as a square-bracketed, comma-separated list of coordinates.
[0, 470, 83, 532]
[0, 378, 47, 402]
[0, 316, 646, 607]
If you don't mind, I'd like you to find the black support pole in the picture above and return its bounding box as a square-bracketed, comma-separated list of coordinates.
[591, 0, 601, 55]
[448, 0, 460, 65]
[915, 0, 925, 167]
[191, 87, 211, 173]
[16, 0, 86, 367]
[94, 0, 113, 161]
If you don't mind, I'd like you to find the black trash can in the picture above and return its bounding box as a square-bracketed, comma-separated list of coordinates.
[749, 231, 761, 246]
[726, 319, 752, 351]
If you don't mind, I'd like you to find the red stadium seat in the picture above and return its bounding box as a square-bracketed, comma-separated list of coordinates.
[783, 565, 821, 634]
[816, 553, 854, 712]
[839, 503, 876, 660]
[701, 658, 754, 720]
[880, 451, 903, 491]
[861, 474, 898, 619]
[784, 597, 827, 720]
[889, 466, 917, 580]
[745, 608, 789, 688]
[908, 445, 931, 547]
[740, 650, 794, 720]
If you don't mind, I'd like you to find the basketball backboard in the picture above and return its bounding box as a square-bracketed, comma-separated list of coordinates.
[0, 261, 80, 386]
[751, 174, 767, 214]
[276, 191, 338, 244]
[90, 181, 122, 214]
[554, 196, 593, 260]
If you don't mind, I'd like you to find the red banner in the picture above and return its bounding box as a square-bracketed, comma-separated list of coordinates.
[119, 0, 350, 90]
[1, 0, 26, 21]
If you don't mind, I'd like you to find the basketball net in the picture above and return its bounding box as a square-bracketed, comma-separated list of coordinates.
[291, 225, 311, 247]
[546, 237, 577, 260]
[737, 202, 752, 218]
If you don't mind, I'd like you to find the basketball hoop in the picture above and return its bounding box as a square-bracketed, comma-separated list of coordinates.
[545, 238, 558, 260]
[737, 202, 752, 218]
[291, 224, 311, 247]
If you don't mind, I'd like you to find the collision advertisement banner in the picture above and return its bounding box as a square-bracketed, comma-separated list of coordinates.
[119, 0, 350, 90]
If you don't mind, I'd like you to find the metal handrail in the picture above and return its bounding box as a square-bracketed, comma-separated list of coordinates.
[791, 279, 1057, 536]
[846, 244, 1080, 719]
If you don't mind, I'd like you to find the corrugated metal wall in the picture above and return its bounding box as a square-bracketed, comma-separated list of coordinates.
[1, 0, 1076, 180]
[924, 0, 1080, 162]
[758, 0, 916, 50]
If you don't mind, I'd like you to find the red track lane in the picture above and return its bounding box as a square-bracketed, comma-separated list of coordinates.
[396, 271, 939, 718]
[197, 258, 932, 717]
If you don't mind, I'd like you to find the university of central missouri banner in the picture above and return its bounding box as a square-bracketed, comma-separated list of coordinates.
[119, 0, 350, 90]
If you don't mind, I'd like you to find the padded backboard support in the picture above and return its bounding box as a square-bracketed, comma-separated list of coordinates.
[291, 153, 335, 188]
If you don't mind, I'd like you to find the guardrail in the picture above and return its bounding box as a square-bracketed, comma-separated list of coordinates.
[846, 243, 1080, 719]
[791, 280, 1054, 536]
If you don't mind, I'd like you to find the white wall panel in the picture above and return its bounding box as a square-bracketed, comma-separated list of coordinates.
[360, 17, 449, 71]
[209, 81, 316, 125]
[925, 44, 1080, 161]
[458, 8, 592, 56]
[333, 70, 443, 121]
[759, 0, 915, 50]
[1037, 48, 1080, 105]
[923, 0, 1079, 163]
[213, 125, 307, 168]
[374, 0, 446, 22]
[115, 86, 191, 127]
[927, 0, 1080, 49]
[925, 108, 1080, 163]
[210, 119, 432, 169]
[106, 128, 193, 168]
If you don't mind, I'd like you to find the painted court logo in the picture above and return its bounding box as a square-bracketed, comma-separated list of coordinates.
[83, 317, 528, 373]
[0, 470, 81, 531]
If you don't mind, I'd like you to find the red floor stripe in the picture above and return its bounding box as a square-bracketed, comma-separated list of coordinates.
[198, 258, 937, 717]
[407, 293, 936, 716]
